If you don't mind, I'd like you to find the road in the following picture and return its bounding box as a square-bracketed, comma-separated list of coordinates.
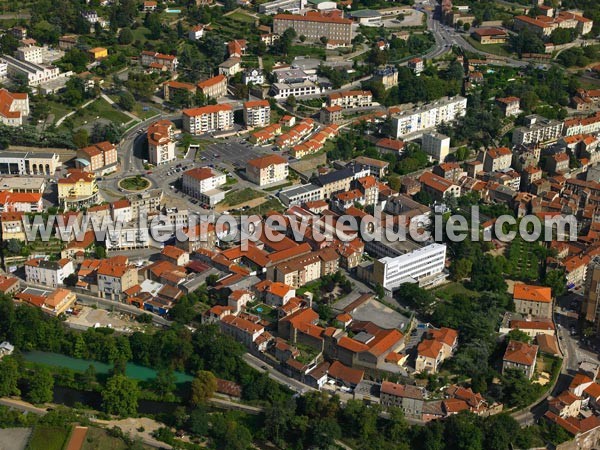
[0, 397, 47, 415]
[242, 353, 314, 394]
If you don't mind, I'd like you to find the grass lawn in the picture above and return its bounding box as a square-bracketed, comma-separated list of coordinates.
[250, 302, 277, 322]
[289, 45, 326, 59]
[119, 176, 150, 191]
[465, 36, 511, 57]
[221, 188, 263, 206]
[261, 55, 277, 72]
[65, 98, 133, 130]
[227, 11, 256, 23]
[46, 100, 73, 124]
[26, 426, 71, 450]
[434, 282, 479, 301]
[81, 427, 134, 450]
[131, 26, 151, 44]
[132, 103, 161, 120]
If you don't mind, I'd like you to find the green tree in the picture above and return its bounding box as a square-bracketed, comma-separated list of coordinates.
[190, 370, 217, 406]
[188, 405, 209, 436]
[73, 129, 89, 148]
[507, 329, 532, 344]
[118, 28, 134, 45]
[102, 374, 139, 416]
[153, 367, 176, 399]
[118, 91, 136, 111]
[27, 368, 54, 404]
[0, 357, 20, 397]
[394, 282, 435, 315]
[286, 94, 297, 109]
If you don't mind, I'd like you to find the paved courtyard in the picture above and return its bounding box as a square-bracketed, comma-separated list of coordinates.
[0, 428, 31, 450]
[351, 298, 411, 330]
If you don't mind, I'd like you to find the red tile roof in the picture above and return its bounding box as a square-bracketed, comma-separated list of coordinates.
[503, 340, 538, 366]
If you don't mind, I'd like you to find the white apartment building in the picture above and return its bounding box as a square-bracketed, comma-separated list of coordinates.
[182, 167, 226, 206]
[246, 154, 289, 187]
[271, 81, 322, 99]
[259, 0, 306, 15]
[421, 132, 451, 162]
[147, 119, 176, 165]
[483, 147, 513, 172]
[25, 258, 75, 287]
[243, 100, 271, 128]
[16, 46, 43, 64]
[182, 105, 234, 135]
[392, 96, 467, 139]
[328, 90, 373, 109]
[512, 114, 563, 146]
[1, 56, 61, 87]
[106, 227, 150, 251]
[372, 243, 447, 291]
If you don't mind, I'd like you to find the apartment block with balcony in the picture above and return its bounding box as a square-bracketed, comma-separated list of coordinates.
[243, 100, 271, 128]
[182, 105, 234, 135]
[391, 96, 467, 139]
[246, 154, 289, 187]
[181, 167, 227, 206]
[328, 90, 373, 109]
[57, 169, 99, 209]
[75, 141, 117, 175]
[147, 119, 176, 165]
[25, 258, 74, 287]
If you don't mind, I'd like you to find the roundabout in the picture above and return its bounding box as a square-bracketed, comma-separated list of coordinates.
[118, 175, 151, 192]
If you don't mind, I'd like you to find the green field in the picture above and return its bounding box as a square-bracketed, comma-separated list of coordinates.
[26, 426, 70, 450]
[81, 427, 132, 450]
[227, 11, 256, 23]
[65, 98, 135, 130]
[288, 45, 326, 59]
[434, 282, 479, 301]
[221, 188, 263, 206]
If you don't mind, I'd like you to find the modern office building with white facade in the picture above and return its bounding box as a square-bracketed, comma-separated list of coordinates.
[372, 243, 447, 291]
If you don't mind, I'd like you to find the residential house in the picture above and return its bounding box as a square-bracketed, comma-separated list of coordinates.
[502, 340, 538, 379]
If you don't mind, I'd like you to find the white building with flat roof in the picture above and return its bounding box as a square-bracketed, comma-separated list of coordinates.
[271, 80, 322, 99]
[279, 183, 323, 206]
[372, 243, 447, 291]
[1, 55, 61, 87]
[391, 96, 467, 139]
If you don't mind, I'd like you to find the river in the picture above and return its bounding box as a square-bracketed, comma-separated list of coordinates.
[23, 351, 193, 383]
[23, 351, 192, 415]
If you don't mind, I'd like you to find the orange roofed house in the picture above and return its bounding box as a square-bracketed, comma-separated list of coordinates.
[416, 327, 458, 374]
[333, 321, 405, 371]
[246, 154, 288, 187]
[75, 141, 117, 175]
[513, 283, 553, 319]
[380, 380, 425, 418]
[502, 340, 538, 379]
[15, 287, 76, 316]
[96, 256, 138, 300]
[0, 88, 29, 126]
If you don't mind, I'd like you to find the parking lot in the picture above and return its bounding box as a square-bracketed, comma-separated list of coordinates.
[200, 139, 267, 169]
